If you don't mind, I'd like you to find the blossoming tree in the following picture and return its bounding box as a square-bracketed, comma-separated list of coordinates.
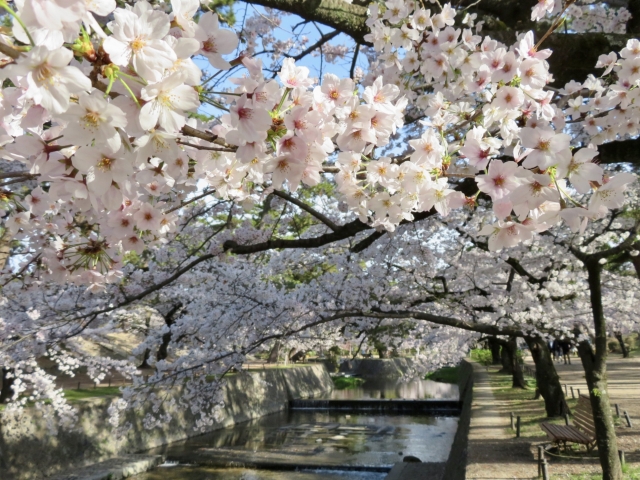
[1, 0, 640, 477]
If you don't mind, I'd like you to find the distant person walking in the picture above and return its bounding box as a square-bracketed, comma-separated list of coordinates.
[560, 340, 572, 364]
[552, 339, 562, 362]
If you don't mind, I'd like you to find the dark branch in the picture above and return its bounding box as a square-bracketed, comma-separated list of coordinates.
[287, 29, 340, 61]
[272, 189, 340, 231]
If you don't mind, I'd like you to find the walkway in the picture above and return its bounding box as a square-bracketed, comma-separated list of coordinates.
[465, 363, 537, 479]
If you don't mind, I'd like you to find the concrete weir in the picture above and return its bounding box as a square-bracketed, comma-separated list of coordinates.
[290, 398, 462, 415]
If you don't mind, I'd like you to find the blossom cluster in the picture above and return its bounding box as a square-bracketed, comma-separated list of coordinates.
[0, 0, 637, 293]
[359, 0, 636, 248]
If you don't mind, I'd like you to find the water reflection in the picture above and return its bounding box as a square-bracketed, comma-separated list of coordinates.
[133, 466, 387, 480]
[146, 411, 458, 468]
[329, 378, 459, 400]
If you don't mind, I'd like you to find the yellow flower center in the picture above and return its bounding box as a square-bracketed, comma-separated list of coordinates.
[97, 156, 114, 172]
[131, 37, 147, 53]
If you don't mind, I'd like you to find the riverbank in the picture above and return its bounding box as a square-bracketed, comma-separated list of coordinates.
[465, 354, 640, 479]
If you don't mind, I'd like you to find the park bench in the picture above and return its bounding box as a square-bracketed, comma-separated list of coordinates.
[540, 395, 597, 451]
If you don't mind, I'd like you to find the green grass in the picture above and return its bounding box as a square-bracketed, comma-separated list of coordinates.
[63, 387, 122, 402]
[488, 368, 579, 438]
[564, 464, 640, 479]
[332, 376, 365, 389]
[425, 366, 460, 384]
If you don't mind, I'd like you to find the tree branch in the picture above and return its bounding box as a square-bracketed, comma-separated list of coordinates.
[272, 189, 340, 231]
[244, 0, 371, 44]
[287, 29, 340, 61]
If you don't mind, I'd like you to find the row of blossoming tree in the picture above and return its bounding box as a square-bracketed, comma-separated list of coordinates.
[1, 0, 640, 477]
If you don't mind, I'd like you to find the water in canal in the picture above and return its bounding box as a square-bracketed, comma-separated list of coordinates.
[130, 378, 459, 480]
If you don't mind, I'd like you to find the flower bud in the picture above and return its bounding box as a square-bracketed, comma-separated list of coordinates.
[102, 64, 120, 80]
[72, 36, 96, 62]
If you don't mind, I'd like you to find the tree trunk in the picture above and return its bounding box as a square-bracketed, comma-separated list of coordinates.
[506, 337, 526, 389]
[488, 337, 502, 365]
[614, 332, 629, 358]
[138, 348, 151, 369]
[374, 341, 388, 359]
[525, 336, 570, 417]
[156, 331, 172, 362]
[0, 368, 15, 404]
[267, 340, 281, 363]
[579, 261, 623, 480]
[499, 341, 513, 374]
[156, 304, 182, 363]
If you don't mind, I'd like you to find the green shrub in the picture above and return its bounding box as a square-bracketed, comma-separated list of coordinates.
[425, 366, 460, 384]
[333, 376, 365, 389]
[470, 348, 493, 366]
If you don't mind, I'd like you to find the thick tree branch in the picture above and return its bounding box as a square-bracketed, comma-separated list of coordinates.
[224, 217, 371, 254]
[597, 138, 640, 166]
[335, 308, 525, 337]
[244, 0, 371, 44]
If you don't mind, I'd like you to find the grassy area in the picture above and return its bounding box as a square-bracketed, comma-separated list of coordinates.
[63, 387, 122, 402]
[425, 366, 460, 384]
[565, 465, 640, 479]
[488, 367, 579, 439]
[332, 376, 365, 389]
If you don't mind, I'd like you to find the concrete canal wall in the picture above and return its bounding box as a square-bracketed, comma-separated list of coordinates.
[0, 365, 333, 480]
[442, 359, 474, 480]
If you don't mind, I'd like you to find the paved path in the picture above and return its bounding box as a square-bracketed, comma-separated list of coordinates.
[465, 363, 537, 479]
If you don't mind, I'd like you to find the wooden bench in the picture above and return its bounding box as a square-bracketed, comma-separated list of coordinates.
[540, 395, 597, 451]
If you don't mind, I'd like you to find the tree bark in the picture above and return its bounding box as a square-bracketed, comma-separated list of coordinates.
[578, 261, 623, 480]
[267, 340, 281, 363]
[156, 303, 183, 362]
[0, 368, 15, 404]
[500, 340, 513, 374]
[246, 0, 370, 43]
[506, 337, 527, 389]
[138, 348, 151, 369]
[525, 336, 570, 417]
[614, 332, 629, 358]
[488, 337, 502, 365]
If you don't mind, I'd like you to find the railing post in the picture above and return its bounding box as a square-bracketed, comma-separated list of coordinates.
[570, 386, 575, 399]
[516, 416, 521, 437]
[541, 459, 549, 480]
[619, 450, 626, 467]
[564, 414, 570, 426]
[615, 403, 620, 417]
[537, 446, 544, 477]
[624, 411, 633, 428]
